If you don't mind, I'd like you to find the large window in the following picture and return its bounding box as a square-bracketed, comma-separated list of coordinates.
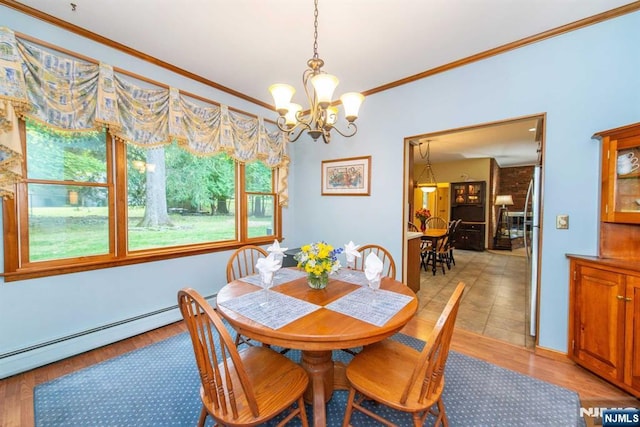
[126, 143, 239, 251]
[25, 122, 110, 262]
[2, 120, 279, 280]
[245, 160, 276, 239]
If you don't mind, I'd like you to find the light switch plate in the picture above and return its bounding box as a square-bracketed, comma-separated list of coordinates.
[556, 214, 569, 229]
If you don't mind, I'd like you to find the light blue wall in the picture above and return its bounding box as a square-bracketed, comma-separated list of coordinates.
[1, 6, 639, 377]
[285, 12, 640, 352]
[0, 6, 295, 378]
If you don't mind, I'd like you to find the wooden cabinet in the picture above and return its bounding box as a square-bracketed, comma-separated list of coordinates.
[567, 123, 640, 397]
[451, 181, 485, 206]
[406, 235, 421, 292]
[593, 122, 640, 225]
[627, 275, 640, 392]
[451, 181, 486, 251]
[568, 257, 640, 397]
[455, 222, 485, 251]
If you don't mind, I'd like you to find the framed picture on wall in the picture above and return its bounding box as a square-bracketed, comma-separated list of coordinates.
[321, 156, 371, 196]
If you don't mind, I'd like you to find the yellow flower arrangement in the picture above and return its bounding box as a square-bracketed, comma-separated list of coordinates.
[294, 242, 343, 289]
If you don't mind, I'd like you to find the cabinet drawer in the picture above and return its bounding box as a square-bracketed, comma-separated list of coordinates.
[460, 223, 483, 231]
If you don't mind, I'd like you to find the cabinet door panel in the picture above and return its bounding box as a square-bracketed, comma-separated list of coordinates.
[575, 266, 625, 380]
[626, 275, 640, 389]
[596, 126, 640, 224]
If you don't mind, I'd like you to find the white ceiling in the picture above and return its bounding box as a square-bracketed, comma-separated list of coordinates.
[9, 0, 636, 166]
[410, 117, 542, 167]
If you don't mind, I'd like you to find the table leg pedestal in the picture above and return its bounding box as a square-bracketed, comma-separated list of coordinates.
[333, 361, 349, 390]
[301, 350, 333, 427]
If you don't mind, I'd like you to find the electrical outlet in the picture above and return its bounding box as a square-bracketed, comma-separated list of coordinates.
[556, 215, 569, 229]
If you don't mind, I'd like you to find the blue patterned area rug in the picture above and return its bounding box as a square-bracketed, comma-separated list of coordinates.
[34, 330, 585, 426]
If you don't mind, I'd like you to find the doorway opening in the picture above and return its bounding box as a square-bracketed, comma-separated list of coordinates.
[404, 114, 544, 350]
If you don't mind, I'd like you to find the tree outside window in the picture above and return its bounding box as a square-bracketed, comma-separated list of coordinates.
[3, 120, 279, 280]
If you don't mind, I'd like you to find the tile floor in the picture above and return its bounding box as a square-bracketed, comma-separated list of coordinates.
[415, 248, 535, 349]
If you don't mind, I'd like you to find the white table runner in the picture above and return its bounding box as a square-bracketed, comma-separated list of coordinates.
[239, 268, 307, 287]
[219, 289, 320, 329]
[324, 287, 413, 327]
[333, 269, 369, 286]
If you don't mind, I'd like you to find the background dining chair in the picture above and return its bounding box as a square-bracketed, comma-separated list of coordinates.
[407, 222, 420, 232]
[425, 216, 448, 230]
[423, 232, 451, 275]
[342, 282, 465, 427]
[178, 288, 309, 427]
[226, 245, 268, 347]
[226, 245, 268, 283]
[447, 219, 463, 266]
[354, 244, 396, 279]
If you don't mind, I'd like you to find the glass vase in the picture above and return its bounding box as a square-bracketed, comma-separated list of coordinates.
[307, 272, 329, 289]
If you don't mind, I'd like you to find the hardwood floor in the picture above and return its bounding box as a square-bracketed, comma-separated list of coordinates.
[1, 318, 636, 427]
[0, 322, 187, 427]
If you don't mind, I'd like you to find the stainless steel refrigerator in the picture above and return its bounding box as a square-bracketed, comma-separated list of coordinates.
[524, 165, 541, 336]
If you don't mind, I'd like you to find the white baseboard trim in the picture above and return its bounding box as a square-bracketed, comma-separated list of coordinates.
[0, 309, 182, 379]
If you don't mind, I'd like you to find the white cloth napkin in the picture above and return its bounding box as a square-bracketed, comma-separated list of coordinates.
[267, 239, 288, 258]
[256, 253, 282, 286]
[344, 241, 362, 263]
[364, 252, 383, 282]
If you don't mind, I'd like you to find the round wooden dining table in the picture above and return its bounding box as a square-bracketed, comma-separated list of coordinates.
[216, 270, 418, 427]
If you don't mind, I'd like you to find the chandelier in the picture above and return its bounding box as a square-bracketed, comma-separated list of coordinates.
[269, 0, 364, 144]
[416, 140, 438, 193]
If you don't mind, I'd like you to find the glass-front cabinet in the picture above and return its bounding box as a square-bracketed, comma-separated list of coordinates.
[594, 122, 640, 224]
[451, 181, 484, 205]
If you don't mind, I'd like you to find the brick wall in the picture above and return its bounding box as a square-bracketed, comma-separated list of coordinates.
[492, 165, 534, 249]
[497, 166, 534, 211]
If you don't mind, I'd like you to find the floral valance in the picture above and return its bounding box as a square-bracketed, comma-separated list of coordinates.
[0, 27, 289, 204]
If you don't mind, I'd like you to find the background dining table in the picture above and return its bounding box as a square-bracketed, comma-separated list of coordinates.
[216, 268, 418, 427]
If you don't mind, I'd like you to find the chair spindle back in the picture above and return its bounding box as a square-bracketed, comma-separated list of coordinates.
[400, 282, 465, 405]
[425, 216, 448, 230]
[226, 245, 268, 282]
[355, 244, 397, 278]
[178, 289, 259, 420]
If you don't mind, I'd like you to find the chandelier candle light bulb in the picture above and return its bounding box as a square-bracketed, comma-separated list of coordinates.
[310, 73, 338, 108]
[325, 106, 338, 127]
[284, 103, 303, 128]
[269, 84, 296, 115]
[340, 92, 365, 122]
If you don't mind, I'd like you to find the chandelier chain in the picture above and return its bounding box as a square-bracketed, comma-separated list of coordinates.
[418, 140, 431, 161]
[417, 140, 437, 187]
[313, 0, 319, 60]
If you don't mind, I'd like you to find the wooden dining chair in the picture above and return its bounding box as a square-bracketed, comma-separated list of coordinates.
[178, 288, 309, 427]
[425, 216, 448, 229]
[342, 282, 465, 427]
[423, 232, 451, 275]
[226, 245, 268, 347]
[354, 244, 396, 279]
[407, 222, 420, 232]
[419, 236, 433, 272]
[226, 245, 268, 283]
[447, 219, 463, 266]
